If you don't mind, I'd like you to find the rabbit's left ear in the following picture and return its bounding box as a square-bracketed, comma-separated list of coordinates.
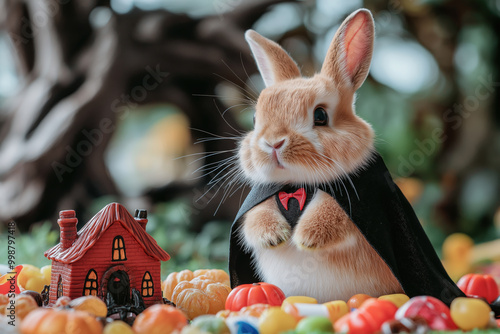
[245, 30, 301, 87]
[321, 9, 375, 91]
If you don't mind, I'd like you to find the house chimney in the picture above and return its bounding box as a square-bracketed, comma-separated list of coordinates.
[58, 210, 77, 250]
[135, 209, 147, 230]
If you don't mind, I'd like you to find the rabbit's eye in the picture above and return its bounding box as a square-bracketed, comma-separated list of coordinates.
[314, 107, 328, 126]
[253, 113, 256, 125]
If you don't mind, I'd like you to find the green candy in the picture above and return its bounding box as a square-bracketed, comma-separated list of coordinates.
[191, 315, 230, 334]
[295, 316, 334, 334]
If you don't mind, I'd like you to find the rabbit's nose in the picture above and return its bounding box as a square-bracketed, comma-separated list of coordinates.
[272, 139, 285, 149]
[266, 139, 285, 150]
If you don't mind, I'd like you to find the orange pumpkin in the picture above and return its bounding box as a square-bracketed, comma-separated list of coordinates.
[163, 269, 230, 300]
[457, 273, 499, 303]
[0, 294, 8, 315]
[20, 308, 103, 334]
[225, 282, 285, 311]
[171, 275, 232, 319]
[133, 304, 187, 334]
[8, 295, 38, 321]
[69, 295, 107, 317]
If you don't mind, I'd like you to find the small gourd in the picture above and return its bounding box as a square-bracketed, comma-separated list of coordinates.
[11, 294, 38, 321]
[163, 269, 230, 300]
[20, 308, 103, 334]
[171, 275, 232, 319]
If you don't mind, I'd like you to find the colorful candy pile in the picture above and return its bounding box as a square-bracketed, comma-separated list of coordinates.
[1, 265, 500, 333]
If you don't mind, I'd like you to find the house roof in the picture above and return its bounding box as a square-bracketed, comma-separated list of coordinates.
[45, 203, 170, 264]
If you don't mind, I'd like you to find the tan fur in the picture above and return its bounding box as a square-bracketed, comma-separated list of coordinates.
[246, 30, 301, 86]
[242, 190, 403, 301]
[293, 191, 354, 249]
[242, 197, 291, 250]
[321, 9, 375, 90]
[293, 191, 402, 291]
[239, 9, 403, 300]
[239, 75, 374, 185]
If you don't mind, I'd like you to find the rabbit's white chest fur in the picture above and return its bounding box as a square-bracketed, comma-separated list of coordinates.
[242, 190, 403, 302]
[253, 237, 395, 303]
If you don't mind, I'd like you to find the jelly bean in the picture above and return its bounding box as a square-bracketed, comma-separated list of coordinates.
[296, 316, 333, 334]
[258, 307, 297, 334]
[347, 294, 372, 309]
[281, 296, 317, 310]
[104, 320, 135, 334]
[378, 294, 410, 308]
[191, 315, 230, 334]
[450, 297, 491, 331]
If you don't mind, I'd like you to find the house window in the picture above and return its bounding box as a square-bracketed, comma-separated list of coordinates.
[141, 271, 154, 297]
[112, 236, 126, 261]
[57, 275, 63, 298]
[83, 269, 98, 296]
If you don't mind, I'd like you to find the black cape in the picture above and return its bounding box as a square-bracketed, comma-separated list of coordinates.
[229, 152, 466, 306]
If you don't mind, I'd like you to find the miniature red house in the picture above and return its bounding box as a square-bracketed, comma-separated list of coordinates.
[44, 203, 170, 308]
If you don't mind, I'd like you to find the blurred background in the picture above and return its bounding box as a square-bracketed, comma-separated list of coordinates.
[0, 0, 499, 276]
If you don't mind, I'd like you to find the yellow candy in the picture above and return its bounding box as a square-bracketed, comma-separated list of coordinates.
[281, 296, 318, 310]
[378, 294, 410, 308]
[104, 320, 135, 334]
[442, 233, 473, 262]
[283, 301, 348, 324]
[24, 276, 45, 293]
[70, 295, 108, 318]
[259, 307, 297, 334]
[17, 264, 42, 288]
[16, 264, 51, 293]
[40, 265, 51, 283]
[323, 300, 349, 323]
[450, 297, 491, 331]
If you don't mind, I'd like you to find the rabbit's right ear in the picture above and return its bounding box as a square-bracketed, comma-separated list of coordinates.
[245, 30, 301, 87]
[321, 9, 375, 91]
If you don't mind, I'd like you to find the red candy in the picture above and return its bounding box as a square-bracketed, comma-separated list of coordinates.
[335, 299, 398, 334]
[395, 296, 457, 330]
[457, 274, 499, 303]
[225, 282, 285, 312]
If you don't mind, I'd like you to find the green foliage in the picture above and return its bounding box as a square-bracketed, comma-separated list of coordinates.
[145, 199, 230, 277]
[0, 222, 57, 268]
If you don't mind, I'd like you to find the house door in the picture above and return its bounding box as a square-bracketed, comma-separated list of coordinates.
[107, 270, 130, 305]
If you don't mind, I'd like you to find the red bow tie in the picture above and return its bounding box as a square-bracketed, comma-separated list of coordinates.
[278, 188, 306, 211]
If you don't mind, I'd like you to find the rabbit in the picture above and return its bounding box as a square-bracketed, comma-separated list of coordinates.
[235, 9, 404, 302]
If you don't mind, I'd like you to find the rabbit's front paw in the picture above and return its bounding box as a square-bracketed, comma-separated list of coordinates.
[292, 191, 353, 250]
[293, 217, 336, 250]
[242, 209, 291, 249]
